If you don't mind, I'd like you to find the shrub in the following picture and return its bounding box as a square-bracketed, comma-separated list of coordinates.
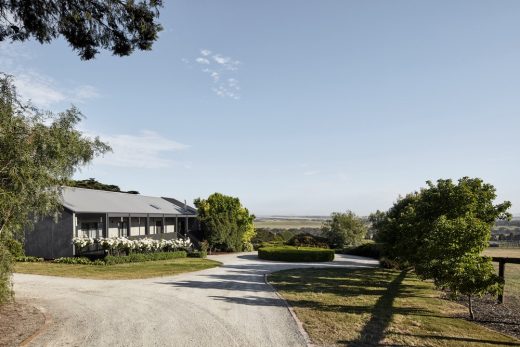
[54, 257, 92, 264]
[15, 256, 44, 262]
[0, 245, 13, 304]
[104, 251, 187, 265]
[188, 250, 207, 258]
[258, 246, 334, 262]
[1, 238, 24, 258]
[286, 233, 329, 248]
[242, 242, 254, 252]
[338, 242, 382, 259]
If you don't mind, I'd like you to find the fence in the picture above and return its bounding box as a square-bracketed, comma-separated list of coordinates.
[492, 257, 520, 304]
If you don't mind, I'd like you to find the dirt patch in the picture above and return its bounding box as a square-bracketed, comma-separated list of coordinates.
[0, 301, 45, 347]
[449, 294, 520, 340]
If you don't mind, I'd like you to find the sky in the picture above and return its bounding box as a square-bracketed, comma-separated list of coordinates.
[1, 1, 519, 216]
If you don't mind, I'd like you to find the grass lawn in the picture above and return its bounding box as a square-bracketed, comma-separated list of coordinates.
[14, 258, 221, 280]
[269, 267, 520, 347]
[484, 248, 520, 300]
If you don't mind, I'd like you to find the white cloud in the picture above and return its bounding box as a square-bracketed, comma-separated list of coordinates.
[186, 48, 242, 99]
[195, 57, 210, 65]
[0, 42, 100, 107]
[94, 130, 189, 169]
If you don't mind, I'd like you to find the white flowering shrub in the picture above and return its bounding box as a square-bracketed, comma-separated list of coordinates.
[72, 236, 193, 255]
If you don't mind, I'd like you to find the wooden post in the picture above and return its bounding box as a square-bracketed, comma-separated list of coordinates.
[498, 260, 505, 304]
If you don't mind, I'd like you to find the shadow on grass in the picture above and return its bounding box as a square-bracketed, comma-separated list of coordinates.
[384, 333, 520, 346]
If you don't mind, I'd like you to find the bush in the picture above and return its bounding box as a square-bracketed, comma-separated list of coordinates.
[258, 246, 334, 262]
[0, 245, 13, 304]
[15, 256, 44, 262]
[104, 251, 187, 265]
[188, 250, 207, 258]
[2, 238, 24, 258]
[286, 233, 329, 248]
[54, 257, 92, 264]
[242, 242, 254, 252]
[337, 242, 382, 259]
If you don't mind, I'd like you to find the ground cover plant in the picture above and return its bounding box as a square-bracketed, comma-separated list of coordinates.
[14, 258, 221, 280]
[258, 246, 334, 262]
[269, 267, 520, 347]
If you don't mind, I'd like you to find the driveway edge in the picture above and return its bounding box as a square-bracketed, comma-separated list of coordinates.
[263, 273, 314, 347]
[20, 304, 52, 347]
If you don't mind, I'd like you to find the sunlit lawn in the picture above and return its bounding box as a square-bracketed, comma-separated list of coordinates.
[14, 258, 221, 280]
[484, 248, 520, 300]
[269, 267, 520, 346]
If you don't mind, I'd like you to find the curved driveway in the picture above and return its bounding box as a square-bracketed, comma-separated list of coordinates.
[14, 253, 377, 347]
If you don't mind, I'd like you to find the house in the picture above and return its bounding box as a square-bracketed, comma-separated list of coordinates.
[25, 187, 200, 259]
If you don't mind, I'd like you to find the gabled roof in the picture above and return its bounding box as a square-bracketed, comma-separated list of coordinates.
[61, 187, 196, 215]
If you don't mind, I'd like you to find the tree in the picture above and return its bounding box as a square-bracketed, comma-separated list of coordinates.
[0, 74, 110, 238]
[321, 211, 367, 248]
[69, 178, 139, 194]
[194, 193, 255, 252]
[376, 177, 511, 319]
[0, 0, 163, 60]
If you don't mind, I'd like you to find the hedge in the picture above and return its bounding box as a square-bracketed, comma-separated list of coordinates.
[258, 246, 334, 262]
[104, 251, 187, 265]
[337, 243, 381, 259]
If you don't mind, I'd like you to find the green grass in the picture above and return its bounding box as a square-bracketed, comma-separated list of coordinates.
[484, 248, 520, 300]
[14, 258, 221, 280]
[269, 267, 520, 347]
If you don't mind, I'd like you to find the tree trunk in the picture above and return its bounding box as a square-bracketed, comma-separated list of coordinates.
[468, 295, 474, 320]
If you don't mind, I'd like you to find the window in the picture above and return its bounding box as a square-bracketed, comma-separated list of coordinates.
[80, 222, 100, 238]
[118, 221, 128, 237]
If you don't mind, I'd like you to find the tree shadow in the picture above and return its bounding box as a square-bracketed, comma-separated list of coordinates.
[385, 332, 520, 346]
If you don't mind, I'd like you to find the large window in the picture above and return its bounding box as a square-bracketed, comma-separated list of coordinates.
[79, 222, 101, 238]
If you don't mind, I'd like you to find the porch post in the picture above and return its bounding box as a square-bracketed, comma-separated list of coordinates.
[162, 215, 165, 235]
[105, 213, 109, 238]
[146, 215, 150, 235]
[185, 216, 188, 236]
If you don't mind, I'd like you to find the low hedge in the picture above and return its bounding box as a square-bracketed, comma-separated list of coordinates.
[104, 251, 187, 265]
[16, 256, 44, 262]
[337, 243, 382, 259]
[258, 246, 334, 262]
[187, 250, 207, 258]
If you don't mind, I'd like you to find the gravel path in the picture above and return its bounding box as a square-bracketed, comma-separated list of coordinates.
[13, 253, 378, 347]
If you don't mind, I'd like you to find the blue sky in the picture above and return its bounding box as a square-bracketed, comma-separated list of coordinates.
[1, 1, 519, 216]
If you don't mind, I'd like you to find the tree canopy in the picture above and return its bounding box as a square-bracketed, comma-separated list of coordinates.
[0, 74, 110, 237]
[375, 177, 511, 318]
[69, 178, 139, 194]
[321, 211, 367, 248]
[194, 193, 255, 252]
[0, 0, 163, 59]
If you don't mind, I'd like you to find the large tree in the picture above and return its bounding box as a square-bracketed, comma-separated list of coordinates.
[0, 0, 162, 59]
[376, 177, 511, 318]
[321, 211, 367, 248]
[0, 74, 110, 238]
[194, 193, 255, 252]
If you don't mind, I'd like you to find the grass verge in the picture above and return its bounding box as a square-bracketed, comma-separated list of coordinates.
[14, 258, 221, 280]
[269, 267, 520, 346]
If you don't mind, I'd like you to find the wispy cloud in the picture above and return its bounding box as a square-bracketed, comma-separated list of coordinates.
[303, 170, 321, 176]
[93, 130, 190, 169]
[0, 42, 100, 107]
[184, 49, 242, 100]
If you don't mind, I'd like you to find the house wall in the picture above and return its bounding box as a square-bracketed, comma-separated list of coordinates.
[24, 209, 74, 259]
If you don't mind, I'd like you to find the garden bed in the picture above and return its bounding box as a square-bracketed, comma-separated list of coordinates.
[258, 246, 334, 262]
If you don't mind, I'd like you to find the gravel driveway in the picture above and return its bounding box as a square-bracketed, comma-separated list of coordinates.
[13, 253, 378, 347]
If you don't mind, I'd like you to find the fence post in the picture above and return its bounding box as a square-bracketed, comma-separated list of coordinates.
[498, 260, 505, 304]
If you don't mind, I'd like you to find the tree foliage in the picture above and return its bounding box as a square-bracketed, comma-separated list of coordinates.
[321, 211, 367, 248]
[0, 0, 163, 60]
[375, 177, 511, 318]
[69, 178, 139, 194]
[0, 74, 110, 238]
[194, 193, 255, 252]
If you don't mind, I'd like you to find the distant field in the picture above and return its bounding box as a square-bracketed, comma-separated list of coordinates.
[254, 218, 325, 229]
[484, 248, 520, 301]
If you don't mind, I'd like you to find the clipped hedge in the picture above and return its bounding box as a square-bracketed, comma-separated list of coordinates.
[54, 257, 92, 264]
[187, 250, 207, 258]
[286, 233, 329, 249]
[104, 251, 187, 265]
[337, 242, 382, 259]
[258, 246, 334, 262]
